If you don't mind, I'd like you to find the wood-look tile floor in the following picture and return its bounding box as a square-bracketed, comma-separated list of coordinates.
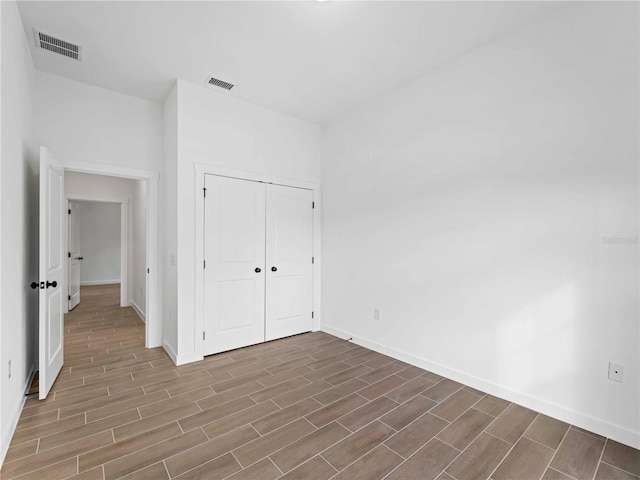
[2, 284, 639, 480]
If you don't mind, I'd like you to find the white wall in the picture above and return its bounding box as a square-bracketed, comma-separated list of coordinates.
[162, 83, 178, 359]
[132, 180, 147, 318]
[66, 171, 135, 200]
[322, 2, 639, 448]
[0, 0, 37, 464]
[76, 201, 121, 284]
[33, 71, 163, 172]
[167, 80, 322, 364]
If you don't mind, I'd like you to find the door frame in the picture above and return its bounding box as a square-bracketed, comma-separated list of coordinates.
[64, 196, 129, 310]
[194, 163, 322, 360]
[61, 161, 161, 348]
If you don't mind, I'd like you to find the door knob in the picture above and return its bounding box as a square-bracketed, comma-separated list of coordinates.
[46, 281, 57, 288]
[271, 266, 277, 272]
[76, 257, 83, 260]
[30, 282, 39, 289]
[255, 267, 261, 273]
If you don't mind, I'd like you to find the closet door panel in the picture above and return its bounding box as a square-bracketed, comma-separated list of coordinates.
[265, 184, 313, 341]
[203, 175, 266, 355]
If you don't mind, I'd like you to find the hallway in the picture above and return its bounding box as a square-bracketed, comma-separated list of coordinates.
[1, 286, 638, 479]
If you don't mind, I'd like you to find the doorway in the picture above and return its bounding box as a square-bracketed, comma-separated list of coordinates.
[37, 148, 160, 400]
[61, 163, 160, 349]
[67, 199, 124, 312]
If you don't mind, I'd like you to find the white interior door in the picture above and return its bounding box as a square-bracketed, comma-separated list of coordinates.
[265, 184, 313, 341]
[203, 175, 266, 355]
[68, 201, 80, 310]
[39, 147, 65, 399]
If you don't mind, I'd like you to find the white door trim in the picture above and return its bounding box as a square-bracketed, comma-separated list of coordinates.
[194, 162, 322, 362]
[61, 161, 161, 349]
[64, 196, 129, 309]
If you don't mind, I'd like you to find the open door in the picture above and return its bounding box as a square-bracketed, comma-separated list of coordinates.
[68, 201, 81, 310]
[39, 147, 64, 400]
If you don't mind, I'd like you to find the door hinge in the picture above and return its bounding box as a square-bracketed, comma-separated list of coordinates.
[312, 312, 314, 319]
[312, 257, 314, 264]
[312, 201, 315, 209]
[203, 260, 206, 269]
[68, 295, 71, 301]
[203, 331, 205, 340]
[68, 252, 71, 258]
[147, 268, 150, 274]
[203, 187, 207, 198]
[68, 208, 71, 215]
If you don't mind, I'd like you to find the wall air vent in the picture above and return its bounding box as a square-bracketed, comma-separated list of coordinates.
[207, 76, 234, 91]
[33, 29, 81, 61]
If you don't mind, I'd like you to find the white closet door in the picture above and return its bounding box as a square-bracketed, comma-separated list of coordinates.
[204, 175, 266, 355]
[265, 184, 313, 341]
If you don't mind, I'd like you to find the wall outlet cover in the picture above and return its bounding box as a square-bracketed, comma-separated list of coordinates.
[608, 362, 624, 383]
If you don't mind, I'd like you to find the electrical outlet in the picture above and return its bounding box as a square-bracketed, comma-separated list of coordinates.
[608, 362, 624, 383]
[8, 359, 11, 379]
[373, 308, 381, 321]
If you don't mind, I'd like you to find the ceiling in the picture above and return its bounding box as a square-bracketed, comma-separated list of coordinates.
[17, 1, 567, 124]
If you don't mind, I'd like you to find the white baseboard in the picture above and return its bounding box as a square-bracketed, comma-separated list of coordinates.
[80, 280, 120, 286]
[1, 365, 37, 468]
[321, 324, 640, 450]
[162, 343, 201, 366]
[130, 300, 146, 323]
[175, 352, 204, 366]
[162, 341, 178, 365]
[161, 341, 202, 366]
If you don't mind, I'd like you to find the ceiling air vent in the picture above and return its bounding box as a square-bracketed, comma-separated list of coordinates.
[207, 76, 234, 91]
[33, 29, 81, 61]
